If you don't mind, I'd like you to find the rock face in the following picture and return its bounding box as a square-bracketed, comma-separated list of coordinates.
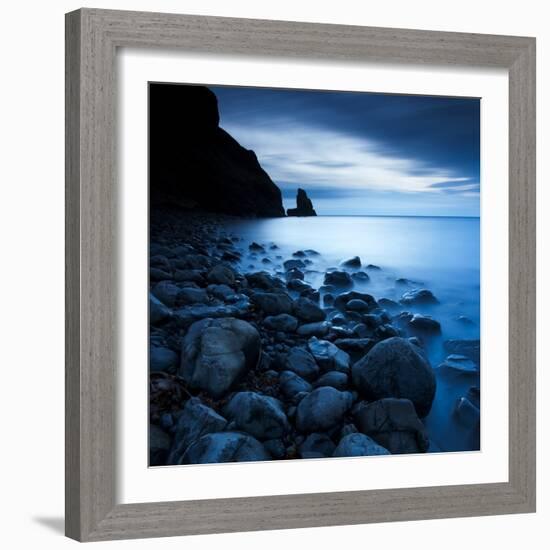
[149, 84, 285, 217]
[287, 188, 317, 217]
[351, 337, 436, 417]
[179, 317, 261, 398]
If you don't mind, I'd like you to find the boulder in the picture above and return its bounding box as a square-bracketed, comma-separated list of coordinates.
[296, 387, 353, 432]
[168, 398, 227, 464]
[150, 293, 172, 325]
[151, 281, 181, 307]
[351, 271, 370, 283]
[178, 287, 209, 304]
[395, 312, 441, 335]
[332, 433, 390, 457]
[283, 259, 306, 271]
[285, 347, 320, 381]
[250, 291, 294, 315]
[263, 313, 299, 332]
[293, 297, 326, 322]
[179, 317, 261, 398]
[313, 371, 349, 391]
[333, 338, 375, 356]
[334, 291, 377, 312]
[279, 371, 312, 402]
[345, 299, 371, 312]
[245, 271, 285, 292]
[287, 279, 311, 292]
[354, 398, 429, 454]
[285, 268, 304, 282]
[308, 337, 351, 373]
[207, 264, 236, 286]
[351, 337, 436, 417]
[299, 433, 336, 458]
[182, 432, 270, 464]
[340, 256, 361, 268]
[173, 298, 251, 327]
[224, 392, 289, 440]
[323, 270, 353, 289]
[437, 354, 479, 376]
[400, 288, 439, 306]
[150, 346, 179, 373]
[207, 284, 236, 302]
[287, 188, 317, 216]
[444, 339, 481, 366]
[296, 321, 331, 337]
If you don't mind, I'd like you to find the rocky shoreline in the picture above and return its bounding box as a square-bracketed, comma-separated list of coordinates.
[149, 208, 480, 466]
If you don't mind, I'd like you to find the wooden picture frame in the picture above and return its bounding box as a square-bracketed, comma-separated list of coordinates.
[65, 8, 536, 542]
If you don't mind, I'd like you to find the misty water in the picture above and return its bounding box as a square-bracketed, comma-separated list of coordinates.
[221, 215, 481, 453]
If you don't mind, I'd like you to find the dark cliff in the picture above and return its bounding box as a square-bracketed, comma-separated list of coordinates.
[149, 84, 285, 217]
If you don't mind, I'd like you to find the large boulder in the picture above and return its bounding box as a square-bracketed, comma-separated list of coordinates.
[354, 398, 429, 454]
[224, 392, 290, 440]
[332, 433, 390, 457]
[168, 398, 227, 464]
[149, 84, 284, 217]
[334, 291, 377, 312]
[245, 271, 285, 292]
[351, 337, 436, 417]
[323, 270, 353, 289]
[296, 387, 353, 432]
[313, 371, 349, 391]
[179, 317, 261, 398]
[181, 432, 270, 464]
[340, 256, 361, 268]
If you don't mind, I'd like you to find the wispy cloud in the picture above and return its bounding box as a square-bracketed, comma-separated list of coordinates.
[224, 121, 472, 196]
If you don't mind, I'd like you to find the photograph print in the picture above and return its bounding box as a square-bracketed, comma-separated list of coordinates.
[149, 82, 481, 466]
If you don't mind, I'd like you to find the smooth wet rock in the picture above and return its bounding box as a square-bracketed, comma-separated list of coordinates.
[179, 317, 261, 398]
[249, 242, 265, 252]
[207, 264, 236, 286]
[283, 259, 306, 271]
[168, 398, 227, 464]
[396, 312, 441, 335]
[152, 281, 182, 307]
[308, 337, 351, 373]
[245, 271, 285, 292]
[346, 299, 371, 312]
[150, 424, 171, 466]
[400, 288, 439, 306]
[313, 371, 349, 391]
[296, 387, 353, 432]
[150, 293, 173, 325]
[293, 297, 326, 322]
[296, 321, 331, 337]
[279, 370, 312, 402]
[334, 291, 377, 312]
[299, 433, 336, 458]
[333, 338, 375, 356]
[444, 339, 480, 366]
[352, 337, 436, 417]
[287, 279, 311, 292]
[263, 313, 299, 332]
[207, 284, 236, 302]
[324, 270, 353, 289]
[150, 346, 179, 373]
[285, 347, 320, 381]
[285, 268, 304, 282]
[178, 286, 209, 304]
[182, 432, 270, 464]
[378, 298, 400, 312]
[437, 354, 479, 375]
[351, 271, 370, 283]
[355, 398, 429, 454]
[366, 264, 381, 271]
[333, 433, 390, 457]
[251, 291, 293, 315]
[174, 298, 250, 326]
[340, 256, 361, 268]
[224, 392, 289, 440]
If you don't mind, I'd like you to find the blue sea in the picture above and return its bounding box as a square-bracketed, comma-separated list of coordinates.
[221, 215, 481, 453]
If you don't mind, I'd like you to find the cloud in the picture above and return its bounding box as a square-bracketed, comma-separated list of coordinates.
[224, 120, 474, 196]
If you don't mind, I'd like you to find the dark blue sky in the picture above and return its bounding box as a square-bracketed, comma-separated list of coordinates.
[210, 85, 480, 216]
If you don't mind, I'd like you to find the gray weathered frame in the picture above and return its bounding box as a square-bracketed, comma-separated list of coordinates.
[65, 8, 536, 542]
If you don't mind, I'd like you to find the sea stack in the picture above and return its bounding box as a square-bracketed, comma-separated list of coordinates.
[287, 188, 317, 217]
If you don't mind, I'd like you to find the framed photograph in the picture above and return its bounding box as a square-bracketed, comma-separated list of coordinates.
[65, 8, 536, 542]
